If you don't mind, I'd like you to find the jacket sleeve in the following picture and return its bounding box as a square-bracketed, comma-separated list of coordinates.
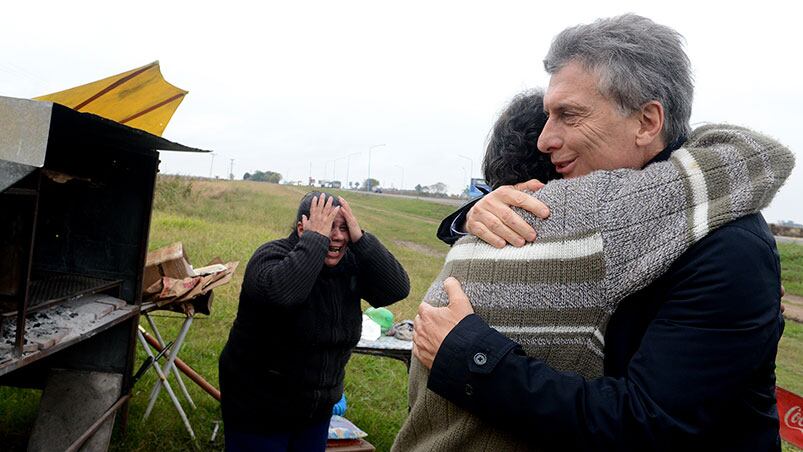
[427, 223, 783, 450]
[436, 197, 482, 245]
[350, 231, 411, 307]
[240, 232, 330, 307]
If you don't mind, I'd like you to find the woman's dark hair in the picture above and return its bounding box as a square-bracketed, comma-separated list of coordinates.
[482, 89, 560, 189]
[294, 191, 341, 231]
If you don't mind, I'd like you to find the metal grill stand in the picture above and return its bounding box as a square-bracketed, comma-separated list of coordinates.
[138, 309, 197, 441]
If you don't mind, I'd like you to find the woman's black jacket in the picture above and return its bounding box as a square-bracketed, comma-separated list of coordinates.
[219, 230, 410, 433]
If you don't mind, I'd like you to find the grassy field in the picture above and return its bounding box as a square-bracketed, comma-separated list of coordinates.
[1, 177, 802, 451]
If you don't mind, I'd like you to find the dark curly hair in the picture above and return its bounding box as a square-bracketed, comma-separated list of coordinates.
[482, 89, 560, 189]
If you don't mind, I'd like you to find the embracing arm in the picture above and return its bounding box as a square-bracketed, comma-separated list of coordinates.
[436, 197, 481, 245]
[516, 124, 794, 300]
[428, 221, 783, 450]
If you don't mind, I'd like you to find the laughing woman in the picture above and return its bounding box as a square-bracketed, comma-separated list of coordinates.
[219, 192, 410, 451]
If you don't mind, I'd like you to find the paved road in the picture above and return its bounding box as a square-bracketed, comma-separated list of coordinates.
[355, 190, 467, 206]
[776, 235, 803, 245]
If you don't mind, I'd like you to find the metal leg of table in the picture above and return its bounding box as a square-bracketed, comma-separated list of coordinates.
[136, 330, 196, 440]
[144, 313, 196, 409]
[144, 315, 194, 420]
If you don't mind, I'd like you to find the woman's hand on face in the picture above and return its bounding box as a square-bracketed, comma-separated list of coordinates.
[337, 197, 363, 242]
[301, 195, 340, 236]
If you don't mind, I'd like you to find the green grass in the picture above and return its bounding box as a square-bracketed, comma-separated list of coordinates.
[780, 242, 803, 298]
[1, 177, 802, 451]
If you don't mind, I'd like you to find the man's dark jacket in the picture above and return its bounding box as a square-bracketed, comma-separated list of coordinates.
[219, 230, 410, 433]
[431, 148, 784, 451]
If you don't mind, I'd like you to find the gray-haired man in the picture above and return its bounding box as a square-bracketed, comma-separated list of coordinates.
[416, 14, 784, 450]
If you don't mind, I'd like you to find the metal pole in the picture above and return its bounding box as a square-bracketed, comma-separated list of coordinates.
[332, 156, 347, 186]
[137, 330, 196, 440]
[458, 154, 473, 191]
[345, 152, 360, 189]
[65, 394, 131, 452]
[368, 144, 386, 191]
[395, 165, 404, 191]
[146, 314, 195, 409]
[209, 153, 216, 178]
[144, 316, 194, 420]
[141, 328, 221, 401]
[229, 158, 234, 180]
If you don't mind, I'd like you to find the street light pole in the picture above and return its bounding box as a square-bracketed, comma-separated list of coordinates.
[345, 152, 360, 189]
[458, 154, 473, 190]
[367, 144, 386, 192]
[332, 156, 347, 187]
[395, 164, 404, 191]
[209, 153, 217, 178]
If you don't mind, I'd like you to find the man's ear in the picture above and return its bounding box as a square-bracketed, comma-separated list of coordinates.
[296, 221, 304, 237]
[635, 101, 665, 148]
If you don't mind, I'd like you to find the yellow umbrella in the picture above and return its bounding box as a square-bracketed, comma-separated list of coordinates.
[33, 61, 186, 137]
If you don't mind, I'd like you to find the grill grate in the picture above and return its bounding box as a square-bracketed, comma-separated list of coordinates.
[0, 274, 122, 317]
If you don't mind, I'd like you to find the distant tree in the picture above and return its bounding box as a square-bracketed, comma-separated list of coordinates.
[364, 178, 380, 191]
[429, 182, 447, 194]
[243, 172, 251, 180]
[353, 181, 360, 190]
[250, 170, 282, 183]
[414, 184, 424, 195]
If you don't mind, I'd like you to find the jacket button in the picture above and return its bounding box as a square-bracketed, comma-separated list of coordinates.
[473, 352, 487, 366]
[464, 384, 473, 396]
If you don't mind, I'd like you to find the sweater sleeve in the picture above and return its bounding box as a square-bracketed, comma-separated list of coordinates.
[429, 218, 783, 450]
[349, 231, 411, 307]
[240, 232, 330, 307]
[521, 124, 794, 304]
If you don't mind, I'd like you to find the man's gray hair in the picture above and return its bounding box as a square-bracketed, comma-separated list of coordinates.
[544, 14, 693, 144]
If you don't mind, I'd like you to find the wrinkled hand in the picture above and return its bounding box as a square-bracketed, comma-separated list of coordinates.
[466, 179, 550, 248]
[301, 194, 340, 236]
[338, 196, 364, 242]
[413, 277, 475, 369]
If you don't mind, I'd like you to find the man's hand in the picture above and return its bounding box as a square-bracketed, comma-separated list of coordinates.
[338, 196, 364, 242]
[301, 194, 340, 236]
[466, 179, 550, 248]
[781, 284, 786, 314]
[413, 277, 475, 369]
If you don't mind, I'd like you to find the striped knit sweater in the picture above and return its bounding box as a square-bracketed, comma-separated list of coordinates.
[392, 124, 795, 452]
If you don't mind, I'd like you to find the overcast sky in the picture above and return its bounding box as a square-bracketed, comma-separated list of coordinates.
[2, 0, 801, 222]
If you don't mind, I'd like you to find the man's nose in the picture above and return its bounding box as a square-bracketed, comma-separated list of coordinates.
[537, 117, 561, 154]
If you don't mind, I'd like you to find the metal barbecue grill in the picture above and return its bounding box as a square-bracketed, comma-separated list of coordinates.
[0, 95, 206, 450]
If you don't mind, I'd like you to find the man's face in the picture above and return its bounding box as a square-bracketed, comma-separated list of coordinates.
[537, 61, 648, 178]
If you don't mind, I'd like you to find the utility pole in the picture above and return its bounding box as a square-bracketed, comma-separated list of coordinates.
[395, 164, 404, 191]
[367, 144, 386, 192]
[345, 152, 360, 189]
[229, 159, 234, 180]
[209, 153, 216, 178]
[458, 154, 473, 189]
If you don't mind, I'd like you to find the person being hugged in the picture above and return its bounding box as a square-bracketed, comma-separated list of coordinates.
[219, 192, 410, 451]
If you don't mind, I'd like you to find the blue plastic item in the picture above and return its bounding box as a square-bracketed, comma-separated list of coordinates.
[332, 393, 347, 416]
